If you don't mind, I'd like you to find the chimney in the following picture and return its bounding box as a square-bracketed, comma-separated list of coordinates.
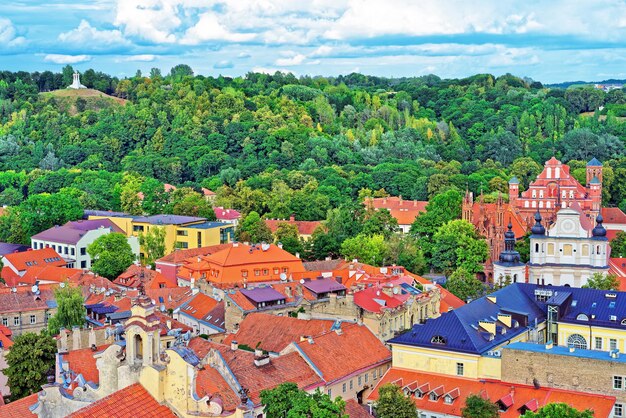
[166, 320, 172, 329]
[413, 200, 417, 207]
[307, 336, 314, 344]
[284, 286, 292, 298]
[231, 340, 238, 351]
[254, 354, 270, 367]
[254, 348, 263, 357]
[295, 252, 300, 259]
[290, 214, 295, 222]
[278, 242, 283, 249]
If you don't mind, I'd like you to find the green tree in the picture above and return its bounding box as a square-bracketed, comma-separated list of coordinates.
[430, 220, 489, 275]
[375, 384, 418, 418]
[139, 226, 167, 267]
[447, 267, 486, 302]
[273, 222, 304, 256]
[5, 332, 56, 400]
[172, 193, 216, 220]
[610, 231, 626, 258]
[362, 208, 398, 239]
[341, 234, 387, 266]
[522, 403, 592, 418]
[238, 211, 274, 243]
[582, 272, 619, 290]
[410, 189, 462, 241]
[260, 382, 346, 418]
[47, 283, 86, 335]
[461, 394, 499, 418]
[88, 233, 136, 280]
[18, 192, 84, 241]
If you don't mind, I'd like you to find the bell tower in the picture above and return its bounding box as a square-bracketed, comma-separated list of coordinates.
[462, 189, 473, 222]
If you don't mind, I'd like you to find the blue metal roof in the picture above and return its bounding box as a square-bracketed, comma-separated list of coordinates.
[587, 157, 602, 167]
[171, 346, 200, 366]
[389, 283, 626, 355]
[506, 341, 626, 363]
[400, 282, 422, 295]
[185, 221, 230, 229]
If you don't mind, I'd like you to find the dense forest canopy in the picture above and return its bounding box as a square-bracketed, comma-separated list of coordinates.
[1, 65, 626, 261]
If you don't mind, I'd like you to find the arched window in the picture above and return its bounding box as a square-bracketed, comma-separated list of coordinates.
[567, 334, 588, 349]
[576, 313, 589, 321]
[431, 335, 447, 345]
[535, 243, 539, 253]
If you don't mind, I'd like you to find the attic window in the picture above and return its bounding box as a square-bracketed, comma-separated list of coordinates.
[444, 395, 454, 404]
[431, 335, 446, 345]
[621, 319, 626, 326]
[429, 392, 439, 401]
[576, 314, 589, 321]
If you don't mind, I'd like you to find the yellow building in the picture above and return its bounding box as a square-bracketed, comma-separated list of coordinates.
[388, 283, 626, 383]
[86, 211, 234, 259]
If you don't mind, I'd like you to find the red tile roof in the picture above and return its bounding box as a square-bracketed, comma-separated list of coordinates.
[189, 338, 323, 406]
[62, 345, 110, 385]
[365, 197, 428, 226]
[178, 292, 220, 321]
[68, 383, 176, 417]
[344, 399, 374, 418]
[295, 323, 391, 384]
[213, 207, 241, 220]
[0, 286, 55, 314]
[223, 313, 335, 353]
[0, 393, 38, 418]
[368, 368, 615, 418]
[0, 324, 13, 349]
[353, 286, 406, 313]
[265, 217, 323, 236]
[114, 265, 177, 290]
[2, 248, 65, 272]
[193, 366, 240, 412]
[602, 207, 626, 224]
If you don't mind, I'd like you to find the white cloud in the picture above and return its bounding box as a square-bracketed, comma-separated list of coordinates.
[275, 53, 307, 66]
[0, 17, 26, 47]
[116, 54, 157, 62]
[181, 12, 256, 44]
[44, 54, 92, 64]
[114, 0, 181, 43]
[252, 66, 294, 75]
[59, 20, 129, 46]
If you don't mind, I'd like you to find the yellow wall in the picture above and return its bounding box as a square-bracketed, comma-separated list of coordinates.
[390, 329, 536, 380]
[88, 216, 233, 257]
[559, 322, 626, 352]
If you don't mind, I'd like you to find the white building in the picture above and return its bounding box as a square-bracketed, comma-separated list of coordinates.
[31, 219, 139, 269]
[528, 208, 609, 287]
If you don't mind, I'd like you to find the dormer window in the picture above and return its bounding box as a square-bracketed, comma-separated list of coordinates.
[429, 392, 439, 401]
[444, 395, 453, 404]
[431, 335, 446, 345]
[576, 313, 589, 321]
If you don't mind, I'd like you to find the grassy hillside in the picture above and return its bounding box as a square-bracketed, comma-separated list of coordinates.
[39, 88, 126, 114]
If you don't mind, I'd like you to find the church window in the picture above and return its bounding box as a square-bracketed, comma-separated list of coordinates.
[524, 201, 529, 208]
[563, 244, 573, 256]
[582, 245, 589, 256]
[562, 190, 567, 198]
[535, 243, 539, 253]
[547, 201, 551, 208]
[576, 313, 589, 321]
[567, 334, 587, 349]
[547, 167, 552, 178]
[539, 190, 544, 198]
[532, 190, 536, 198]
[532, 201, 536, 208]
[597, 245, 602, 255]
[555, 167, 560, 178]
[431, 335, 446, 345]
[547, 243, 555, 255]
[539, 201, 544, 208]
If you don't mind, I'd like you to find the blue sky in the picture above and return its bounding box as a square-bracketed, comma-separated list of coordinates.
[2, 0, 626, 83]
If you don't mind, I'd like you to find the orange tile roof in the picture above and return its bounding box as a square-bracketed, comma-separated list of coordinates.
[178, 292, 220, 321]
[0, 286, 55, 314]
[193, 366, 240, 412]
[62, 345, 111, 385]
[20, 266, 82, 286]
[223, 313, 335, 353]
[0, 325, 12, 349]
[265, 217, 323, 236]
[344, 399, 374, 418]
[367, 368, 615, 418]
[2, 248, 65, 272]
[68, 383, 176, 418]
[156, 244, 232, 264]
[189, 338, 323, 406]
[146, 287, 195, 311]
[0, 393, 38, 418]
[295, 323, 391, 384]
[177, 243, 306, 287]
[365, 197, 428, 225]
[114, 265, 177, 290]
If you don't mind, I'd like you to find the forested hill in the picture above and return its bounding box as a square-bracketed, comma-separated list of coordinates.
[1, 65, 626, 249]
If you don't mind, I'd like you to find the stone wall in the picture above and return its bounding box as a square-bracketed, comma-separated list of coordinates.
[501, 346, 626, 405]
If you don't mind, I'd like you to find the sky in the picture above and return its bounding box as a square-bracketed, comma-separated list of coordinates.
[2, 0, 626, 83]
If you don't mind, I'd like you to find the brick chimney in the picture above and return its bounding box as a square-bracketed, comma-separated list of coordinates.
[231, 340, 238, 351]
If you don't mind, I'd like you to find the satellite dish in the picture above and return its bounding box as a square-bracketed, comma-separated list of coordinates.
[392, 287, 399, 295]
[279, 273, 287, 281]
[100, 287, 106, 293]
[300, 279, 305, 284]
[60, 282, 66, 288]
[31, 285, 39, 293]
